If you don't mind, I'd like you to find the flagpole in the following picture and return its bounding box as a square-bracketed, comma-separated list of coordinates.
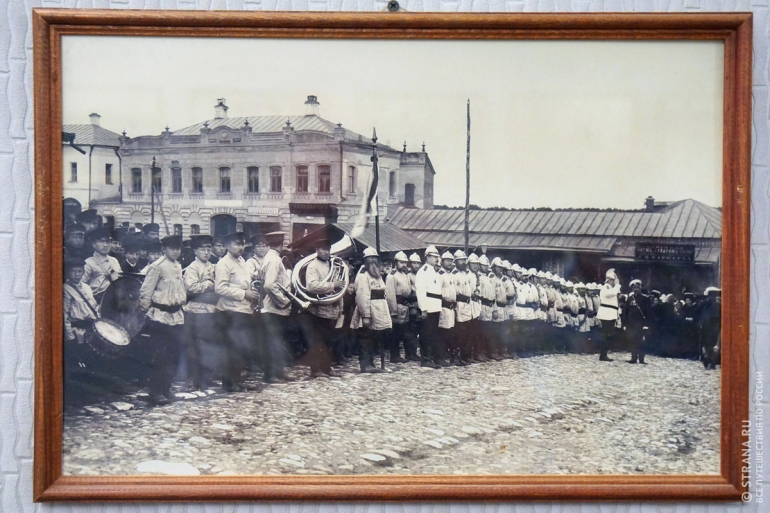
[372, 128, 381, 255]
[464, 99, 471, 255]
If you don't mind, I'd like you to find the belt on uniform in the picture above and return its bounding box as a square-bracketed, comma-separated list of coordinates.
[600, 303, 619, 310]
[426, 292, 442, 300]
[442, 300, 457, 309]
[496, 301, 507, 307]
[370, 290, 386, 300]
[571, 313, 578, 317]
[480, 298, 495, 307]
[396, 295, 410, 305]
[587, 312, 596, 317]
[578, 308, 586, 315]
[506, 295, 516, 301]
[456, 293, 471, 303]
[151, 302, 184, 313]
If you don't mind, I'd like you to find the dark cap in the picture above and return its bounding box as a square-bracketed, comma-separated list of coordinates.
[161, 235, 183, 249]
[64, 256, 87, 270]
[88, 227, 112, 242]
[265, 231, 287, 246]
[250, 234, 267, 246]
[142, 223, 160, 234]
[212, 236, 225, 245]
[75, 209, 100, 224]
[314, 234, 332, 249]
[146, 241, 162, 254]
[223, 232, 246, 245]
[191, 235, 213, 249]
[64, 223, 86, 236]
[123, 238, 143, 253]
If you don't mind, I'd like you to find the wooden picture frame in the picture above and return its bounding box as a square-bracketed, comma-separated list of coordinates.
[33, 10, 752, 502]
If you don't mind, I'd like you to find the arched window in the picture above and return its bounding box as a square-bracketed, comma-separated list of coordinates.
[219, 167, 231, 193]
[318, 165, 331, 193]
[247, 166, 259, 193]
[191, 167, 203, 193]
[171, 167, 182, 193]
[347, 166, 356, 193]
[270, 166, 282, 192]
[151, 167, 162, 193]
[131, 168, 142, 193]
[389, 171, 396, 198]
[296, 165, 308, 193]
[190, 224, 200, 235]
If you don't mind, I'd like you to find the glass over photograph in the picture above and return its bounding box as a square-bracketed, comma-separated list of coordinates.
[59, 37, 724, 477]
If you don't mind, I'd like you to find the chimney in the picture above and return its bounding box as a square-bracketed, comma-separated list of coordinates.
[214, 98, 229, 119]
[89, 113, 101, 126]
[645, 196, 655, 211]
[304, 95, 320, 116]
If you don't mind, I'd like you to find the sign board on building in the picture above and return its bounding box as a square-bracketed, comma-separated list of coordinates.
[247, 206, 280, 216]
[635, 243, 695, 263]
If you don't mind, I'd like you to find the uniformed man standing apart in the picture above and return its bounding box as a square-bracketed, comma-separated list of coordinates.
[214, 232, 259, 392]
[183, 235, 218, 391]
[301, 235, 345, 378]
[351, 248, 392, 373]
[415, 246, 442, 369]
[596, 268, 621, 362]
[82, 227, 122, 304]
[436, 252, 457, 367]
[260, 232, 293, 382]
[452, 250, 473, 365]
[623, 278, 650, 364]
[138, 235, 187, 405]
[385, 251, 417, 363]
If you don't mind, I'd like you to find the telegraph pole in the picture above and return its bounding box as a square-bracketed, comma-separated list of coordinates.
[372, 128, 381, 255]
[464, 99, 471, 255]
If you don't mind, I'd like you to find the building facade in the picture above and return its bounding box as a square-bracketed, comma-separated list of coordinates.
[95, 97, 435, 242]
[62, 113, 122, 222]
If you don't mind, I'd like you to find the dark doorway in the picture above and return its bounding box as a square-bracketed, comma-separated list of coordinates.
[210, 214, 237, 237]
[404, 183, 415, 206]
[242, 222, 281, 241]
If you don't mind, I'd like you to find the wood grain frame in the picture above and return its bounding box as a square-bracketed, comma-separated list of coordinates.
[32, 10, 752, 502]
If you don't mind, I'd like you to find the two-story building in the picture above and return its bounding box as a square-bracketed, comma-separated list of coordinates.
[96, 97, 436, 241]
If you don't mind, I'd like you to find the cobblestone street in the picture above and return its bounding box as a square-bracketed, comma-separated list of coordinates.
[63, 352, 720, 476]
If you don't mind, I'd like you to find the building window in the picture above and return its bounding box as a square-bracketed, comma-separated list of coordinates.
[318, 165, 331, 193]
[347, 166, 356, 193]
[171, 167, 182, 193]
[247, 166, 259, 193]
[296, 165, 308, 193]
[131, 168, 142, 193]
[174, 224, 183, 237]
[405, 183, 415, 206]
[190, 224, 200, 235]
[152, 167, 162, 193]
[219, 167, 231, 193]
[70, 162, 78, 182]
[105, 163, 112, 184]
[191, 167, 203, 193]
[270, 166, 282, 192]
[389, 171, 396, 198]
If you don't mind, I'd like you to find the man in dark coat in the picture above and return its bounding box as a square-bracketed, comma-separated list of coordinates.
[699, 287, 721, 369]
[623, 279, 651, 364]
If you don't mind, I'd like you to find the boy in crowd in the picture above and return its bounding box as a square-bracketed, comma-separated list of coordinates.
[120, 239, 143, 274]
[183, 235, 219, 391]
[64, 223, 91, 260]
[141, 242, 163, 274]
[82, 227, 122, 304]
[139, 235, 188, 405]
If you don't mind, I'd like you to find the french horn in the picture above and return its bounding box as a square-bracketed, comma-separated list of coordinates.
[291, 235, 355, 305]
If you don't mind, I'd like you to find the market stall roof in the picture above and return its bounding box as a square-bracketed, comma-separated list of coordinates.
[389, 199, 722, 242]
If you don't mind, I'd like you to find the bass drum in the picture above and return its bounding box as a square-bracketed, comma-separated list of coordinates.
[82, 318, 131, 359]
[100, 273, 146, 339]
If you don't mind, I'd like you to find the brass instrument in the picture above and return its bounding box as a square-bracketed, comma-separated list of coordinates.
[291, 235, 355, 305]
[277, 283, 310, 311]
[250, 276, 263, 312]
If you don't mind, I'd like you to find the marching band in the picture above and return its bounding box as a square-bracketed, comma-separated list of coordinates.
[63, 220, 723, 406]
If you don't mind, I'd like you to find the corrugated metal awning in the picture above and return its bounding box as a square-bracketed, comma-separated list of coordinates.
[405, 230, 616, 253]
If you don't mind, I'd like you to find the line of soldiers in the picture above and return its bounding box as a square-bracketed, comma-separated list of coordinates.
[63, 217, 723, 406]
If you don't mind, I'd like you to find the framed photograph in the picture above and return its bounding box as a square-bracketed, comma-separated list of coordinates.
[33, 10, 752, 502]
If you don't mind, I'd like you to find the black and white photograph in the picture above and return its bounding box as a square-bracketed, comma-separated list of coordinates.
[59, 36, 724, 478]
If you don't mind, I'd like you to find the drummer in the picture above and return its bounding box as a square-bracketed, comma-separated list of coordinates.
[63, 256, 99, 347]
[139, 235, 187, 406]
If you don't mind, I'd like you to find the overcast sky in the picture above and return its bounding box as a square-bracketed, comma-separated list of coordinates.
[62, 37, 723, 210]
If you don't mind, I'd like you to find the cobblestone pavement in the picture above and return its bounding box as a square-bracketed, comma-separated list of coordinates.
[62, 352, 720, 476]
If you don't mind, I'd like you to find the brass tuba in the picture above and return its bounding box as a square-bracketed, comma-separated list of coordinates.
[291, 235, 354, 305]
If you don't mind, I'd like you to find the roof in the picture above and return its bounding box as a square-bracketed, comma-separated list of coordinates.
[389, 199, 722, 242]
[172, 114, 398, 151]
[62, 124, 122, 147]
[401, 231, 617, 253]
[290, 222, 427, 254]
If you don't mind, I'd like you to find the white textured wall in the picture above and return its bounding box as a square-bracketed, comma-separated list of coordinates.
[1, 1, 769, 512]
